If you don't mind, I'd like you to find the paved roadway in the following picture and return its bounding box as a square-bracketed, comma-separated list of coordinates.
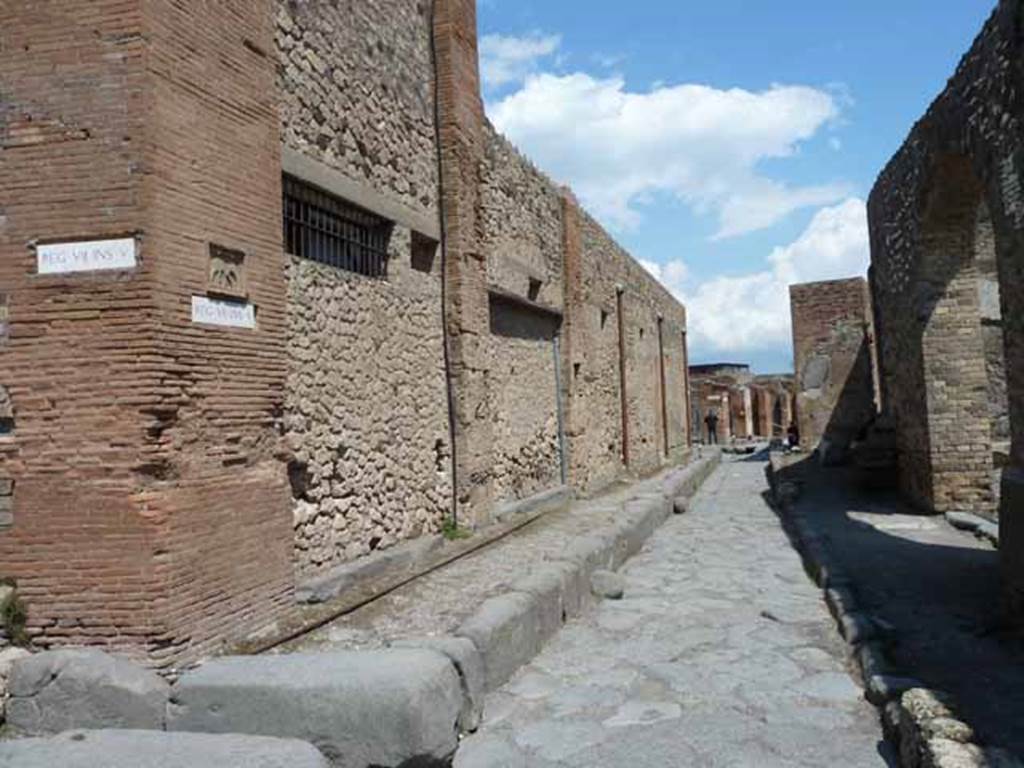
[455, 456, 894, 767]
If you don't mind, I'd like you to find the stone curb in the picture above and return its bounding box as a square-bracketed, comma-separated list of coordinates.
[944, 512, 1000, 548]
[454, 452, 721, 694]
[0, 454, 722, 768]
[765, 460, 1019, 768]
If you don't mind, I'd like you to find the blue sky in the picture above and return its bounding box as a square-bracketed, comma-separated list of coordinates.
[477, 0, 996, 372]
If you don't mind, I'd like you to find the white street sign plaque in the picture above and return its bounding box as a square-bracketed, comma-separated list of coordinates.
[191, 296, 256, 330]
[37, 238, 137, 275]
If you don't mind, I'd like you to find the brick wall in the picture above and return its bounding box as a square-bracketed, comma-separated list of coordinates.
[868, 0, 1024, 616]
[790, 278, 876, 461]
[0, 0, 291, 665]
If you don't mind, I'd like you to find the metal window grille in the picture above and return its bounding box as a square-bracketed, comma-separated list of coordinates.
[283, 175, 392, 278]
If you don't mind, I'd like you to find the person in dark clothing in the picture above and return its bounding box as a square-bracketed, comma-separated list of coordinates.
[787, 421, 800, 449]
[704, 410, 720, 445]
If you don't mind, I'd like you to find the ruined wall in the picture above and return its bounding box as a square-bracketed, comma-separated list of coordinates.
[0, 0, 694, 660]
[867, 0, 1024, 612]
[790, 278, 876, 461]
[276, 0, 452, 576]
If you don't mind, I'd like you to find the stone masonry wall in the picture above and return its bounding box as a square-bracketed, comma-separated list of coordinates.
[790, 278, 876, 461]
[276, 0, 438, 215]
[277, 0, 453, 576]
[867, 0, 1024, 613]
[482, 127, 565, 505]
[566, 206, 689, 492]
[285, 240, 451, 577]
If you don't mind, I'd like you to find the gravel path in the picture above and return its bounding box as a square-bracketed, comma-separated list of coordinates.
[454, 456, 892, 767]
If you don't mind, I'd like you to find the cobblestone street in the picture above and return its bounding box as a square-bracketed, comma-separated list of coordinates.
[456, 456, 893, 767]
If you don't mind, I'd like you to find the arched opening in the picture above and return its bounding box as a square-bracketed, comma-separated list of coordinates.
[772, 397, 783, 438]
[913, 155, 1007, 518]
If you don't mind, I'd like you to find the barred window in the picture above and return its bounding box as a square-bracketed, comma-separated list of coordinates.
[283, 175, 393, 278]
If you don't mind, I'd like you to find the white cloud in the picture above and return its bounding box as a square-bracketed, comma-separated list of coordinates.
[479, 33, 561, 90]
[647, 198, 869, 355]
[489, 72, 848, 237]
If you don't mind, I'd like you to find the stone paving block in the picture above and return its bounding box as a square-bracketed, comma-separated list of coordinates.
[0, 729, 330, 768]
[168, 649, 462, 768]
[6, 649, 169, 736]
[456, 593, 543, 692]
[452, 734, 527, 768]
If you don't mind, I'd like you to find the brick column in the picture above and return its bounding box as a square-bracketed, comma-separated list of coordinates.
[433, 0, 494, 526]
[0, 0, 291, 665]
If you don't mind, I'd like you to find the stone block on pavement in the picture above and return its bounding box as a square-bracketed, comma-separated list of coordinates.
[6, 649, 169, 736]
[590, 570, 625, 600]
[168, 649, 462, 768]
[0, 729, 330, 768]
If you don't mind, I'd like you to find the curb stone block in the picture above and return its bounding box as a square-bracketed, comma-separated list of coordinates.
[393, 637, 485, 734]
[921, 738, 1023, 768]
[516, 560, 588, 622]
[456, 593, 543, 692]
[6, 649, 169, 736]
[0, 730, 331, 768]
[840, 613, 878, 645]
[558, 532, 616, 574]
[857, 642, 891, 680]
[825, 585, 858, 621]
[866, 675, 923, 706]
[510, 566, 570, 643]
[168, 650, 462, 768]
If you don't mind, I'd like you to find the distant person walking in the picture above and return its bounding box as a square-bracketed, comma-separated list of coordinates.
[704, 410, 720, 445]
[787, 421, 801, 449]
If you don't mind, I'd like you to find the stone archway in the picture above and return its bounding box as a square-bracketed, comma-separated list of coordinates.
[912, 155, 1007, 518]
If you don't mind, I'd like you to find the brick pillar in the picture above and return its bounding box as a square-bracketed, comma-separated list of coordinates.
[0, 0, 291, 665]
[561, 190, 584, 488]
[433, 0, 494, 526]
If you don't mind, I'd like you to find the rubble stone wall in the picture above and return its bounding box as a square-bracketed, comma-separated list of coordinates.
[276, 0, 452, 576]
[482, 128, 565, 504]
[790, 278, 877, 459]
[285, 242, 451, 578]
[276, 0, 439, 216]
[867, 0, 1024, 611]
